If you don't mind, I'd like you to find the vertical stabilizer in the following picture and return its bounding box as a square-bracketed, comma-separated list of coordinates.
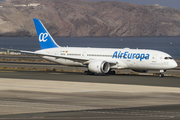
[33, 18, 59, 49]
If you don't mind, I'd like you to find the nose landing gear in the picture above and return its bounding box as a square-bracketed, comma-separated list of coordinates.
[159, 70, 166, 78]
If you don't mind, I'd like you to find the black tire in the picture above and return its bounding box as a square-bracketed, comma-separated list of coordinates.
[84, 71, 94, 75]
[159, 73, 164, 78]
[106, 71, 116, 75]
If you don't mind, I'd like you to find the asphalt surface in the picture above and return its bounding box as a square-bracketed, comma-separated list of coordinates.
[0, 61, 180, 120]
[0, 88, 179, 120]
[0, 70, 179, 87]
[1, 104, 180, 120]
[0, 60, 180, 75]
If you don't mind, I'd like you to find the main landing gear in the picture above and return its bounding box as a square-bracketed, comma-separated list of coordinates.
[84, 70, 116, 75]
[159, 73, 164, 78]
[106, 70, 116, 75]
[84, 71, 94, 75]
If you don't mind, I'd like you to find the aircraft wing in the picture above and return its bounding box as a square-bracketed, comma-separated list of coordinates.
[1, 48, 117, 65]
[22, 50, 91, 64]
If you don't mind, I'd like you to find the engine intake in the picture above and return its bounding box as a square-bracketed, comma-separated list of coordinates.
[88, 61, 110, 74]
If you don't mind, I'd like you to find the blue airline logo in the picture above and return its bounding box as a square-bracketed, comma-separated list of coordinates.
[39, 33, 48, 42]
[112, 51, 150, 61]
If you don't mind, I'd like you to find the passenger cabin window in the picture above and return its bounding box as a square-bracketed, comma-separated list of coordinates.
[164, 57, 172, 60]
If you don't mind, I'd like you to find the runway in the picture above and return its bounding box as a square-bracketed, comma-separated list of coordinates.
[0, 69, 180, 87]
[0, 70, 179, 119]
[0, 61, 180, 119]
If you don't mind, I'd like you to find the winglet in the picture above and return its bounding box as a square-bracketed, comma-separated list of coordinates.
[33, 18, 59, 49]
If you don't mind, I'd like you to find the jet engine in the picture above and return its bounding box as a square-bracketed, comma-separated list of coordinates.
[88, 61, 110, 74]
[132, 69, 148, 73]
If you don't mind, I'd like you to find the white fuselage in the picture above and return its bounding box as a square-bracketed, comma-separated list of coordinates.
[36, 47, 177, 71]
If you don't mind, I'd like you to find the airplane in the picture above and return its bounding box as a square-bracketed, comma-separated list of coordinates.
[2, 18, 178, 77]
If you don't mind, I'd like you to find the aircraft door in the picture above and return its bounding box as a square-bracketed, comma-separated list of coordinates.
[82, 51, 87, 57]
[160, 56, 164, 69]
[152, 54, 158, 63]
[151, 54, 162, 69]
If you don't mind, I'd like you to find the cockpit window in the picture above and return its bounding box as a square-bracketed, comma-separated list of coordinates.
[164, 57, 173, 60]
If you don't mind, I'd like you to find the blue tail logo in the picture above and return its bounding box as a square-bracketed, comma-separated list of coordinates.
[33, 18, 59, 49]
[39, 33, 48, 42]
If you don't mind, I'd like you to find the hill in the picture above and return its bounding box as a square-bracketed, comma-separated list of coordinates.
[0, 0, 180, 37]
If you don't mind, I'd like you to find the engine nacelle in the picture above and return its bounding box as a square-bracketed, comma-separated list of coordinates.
[88, 61, 110, 74]
[132, 69, 148, 73]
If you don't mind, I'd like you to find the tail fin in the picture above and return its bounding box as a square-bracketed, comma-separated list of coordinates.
[33, 18, 59, 49]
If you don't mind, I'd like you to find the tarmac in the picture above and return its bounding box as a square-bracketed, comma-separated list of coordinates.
[0, 59, 180, 120]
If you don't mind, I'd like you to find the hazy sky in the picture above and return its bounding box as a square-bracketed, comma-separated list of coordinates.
[86, 0, 180, 9]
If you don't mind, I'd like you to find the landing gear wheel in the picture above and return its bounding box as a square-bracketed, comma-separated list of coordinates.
[106, 71, 116, 75]
[159, 73, 164, 78]
[84, 71, 94, 75]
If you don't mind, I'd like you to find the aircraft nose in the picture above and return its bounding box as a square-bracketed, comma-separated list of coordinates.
[172, 60, 178, 68]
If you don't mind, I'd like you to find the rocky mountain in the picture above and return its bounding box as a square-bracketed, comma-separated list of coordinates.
[0, 0, 180, 37]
